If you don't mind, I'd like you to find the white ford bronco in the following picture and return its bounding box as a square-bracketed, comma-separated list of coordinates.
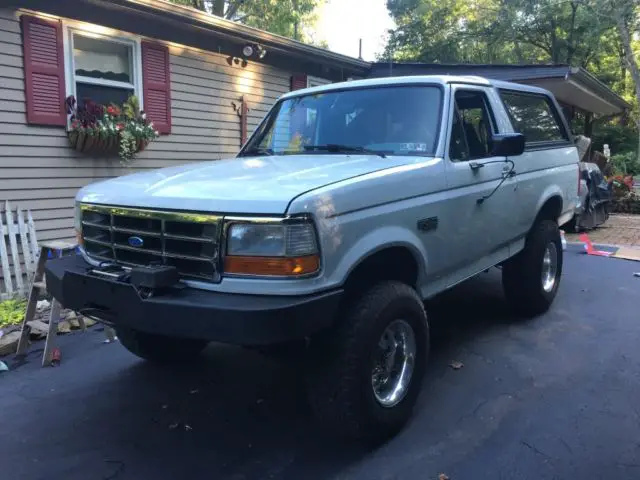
[46, 75, 579, 442]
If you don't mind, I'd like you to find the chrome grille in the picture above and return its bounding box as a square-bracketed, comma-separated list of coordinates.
[80, 204, 222, 282]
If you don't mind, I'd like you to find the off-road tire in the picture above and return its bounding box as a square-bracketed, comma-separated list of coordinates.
[502, 219, 563, 317]
[117, 327, 207, 362]
[306, 281, 429, 444]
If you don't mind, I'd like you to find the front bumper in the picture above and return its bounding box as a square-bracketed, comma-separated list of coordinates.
[45, 255, 342, 345]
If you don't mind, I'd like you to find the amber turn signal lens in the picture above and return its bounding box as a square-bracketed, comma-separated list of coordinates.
[224, 255, 319, 276]
[75, 229, 83, 247]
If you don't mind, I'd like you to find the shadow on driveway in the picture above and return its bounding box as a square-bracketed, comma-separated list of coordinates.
[2, 251, 639, 479]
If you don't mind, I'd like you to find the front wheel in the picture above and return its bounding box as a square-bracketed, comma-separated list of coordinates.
[502, 219, 563, 317]
[117, 327, 207, 362]
[306, 281, 429, 443]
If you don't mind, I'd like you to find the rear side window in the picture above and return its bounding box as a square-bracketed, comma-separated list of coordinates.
[499, 91, 568, 144]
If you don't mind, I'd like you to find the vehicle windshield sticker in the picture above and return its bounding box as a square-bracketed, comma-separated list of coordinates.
[399, 143, 428, 152]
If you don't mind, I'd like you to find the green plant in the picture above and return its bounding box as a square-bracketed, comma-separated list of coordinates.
[611, 191, 640, 214]
[123, 95, 140, 121]
[610, 151, 640, 176]
[0, 298, 26, 329]
[66, 94, 158, 165]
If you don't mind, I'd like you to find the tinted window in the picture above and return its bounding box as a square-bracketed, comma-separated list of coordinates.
[449, 90, 496, 161]
[245, 86, 443, 156]
[500, 91, 567, 143]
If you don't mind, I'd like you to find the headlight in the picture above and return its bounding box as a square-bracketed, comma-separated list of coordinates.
[224, 221, 319, 277]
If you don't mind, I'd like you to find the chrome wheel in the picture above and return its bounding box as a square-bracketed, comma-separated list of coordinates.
[371, 319, 416, 408]
[541, 242, 558, 293]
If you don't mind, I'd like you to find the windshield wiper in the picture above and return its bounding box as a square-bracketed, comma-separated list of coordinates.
[304, 144, 387, 158]
[241, 147, 274, 156]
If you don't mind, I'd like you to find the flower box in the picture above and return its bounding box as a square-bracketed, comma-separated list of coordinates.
[66, 95, 158, 164]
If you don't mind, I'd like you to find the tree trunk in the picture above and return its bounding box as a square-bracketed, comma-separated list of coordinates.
[211, 0, 225, 16]
[616, 14, 640, 164]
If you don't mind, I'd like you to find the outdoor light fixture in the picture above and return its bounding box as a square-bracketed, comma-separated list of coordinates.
[241, 43, 267, 60]
[257, 44, 267, 59]
[242, 44, 254, 57]
[226, 55, 247, 67]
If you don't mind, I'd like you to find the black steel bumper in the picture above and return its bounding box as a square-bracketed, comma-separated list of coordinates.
[44, 255, 343, 345]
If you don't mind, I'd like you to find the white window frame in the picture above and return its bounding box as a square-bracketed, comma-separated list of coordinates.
[62, 21, 144, 116]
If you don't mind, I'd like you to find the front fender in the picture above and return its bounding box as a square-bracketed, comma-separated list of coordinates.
[330, 225, 428, 286]
[536, 184, 564, 213]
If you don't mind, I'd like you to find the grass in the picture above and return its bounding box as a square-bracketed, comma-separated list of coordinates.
[0, 298, 27, 329]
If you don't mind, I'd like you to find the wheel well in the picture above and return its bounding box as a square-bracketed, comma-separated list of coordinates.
[535, 196, 563, 224]
[343, 247, 419, 297]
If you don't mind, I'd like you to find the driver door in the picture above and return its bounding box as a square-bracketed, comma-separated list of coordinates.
[442, 85, 518, 280]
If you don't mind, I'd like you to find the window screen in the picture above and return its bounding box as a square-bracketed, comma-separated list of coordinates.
[500, 91, 567, 143]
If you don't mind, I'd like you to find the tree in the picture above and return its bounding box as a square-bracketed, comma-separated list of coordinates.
[383, 0, 640, 166]
[383, 0, 616, 66]
[169, 0, 324, 42]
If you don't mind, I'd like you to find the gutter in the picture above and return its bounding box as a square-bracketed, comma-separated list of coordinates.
[107, 0, 371, 72]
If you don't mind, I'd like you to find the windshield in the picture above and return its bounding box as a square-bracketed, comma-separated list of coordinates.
[241, 85, 443, 157]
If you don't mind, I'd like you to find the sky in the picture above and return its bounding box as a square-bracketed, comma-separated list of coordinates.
[314, 0, 395, 61]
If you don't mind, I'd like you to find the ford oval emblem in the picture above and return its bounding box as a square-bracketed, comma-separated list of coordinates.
[128, 236, 144, 248]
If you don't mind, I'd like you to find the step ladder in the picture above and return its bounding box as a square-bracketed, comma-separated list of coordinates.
[15, 242, 80, 366]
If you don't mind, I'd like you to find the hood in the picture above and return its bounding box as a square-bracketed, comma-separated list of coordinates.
[77, 154, 410, 214]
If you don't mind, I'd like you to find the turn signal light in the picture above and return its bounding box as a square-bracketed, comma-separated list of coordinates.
[75, 229, 84, 247]
[224, 255, 320, 277]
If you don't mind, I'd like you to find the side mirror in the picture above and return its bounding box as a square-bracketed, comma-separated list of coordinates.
[491, 133, 525, 157]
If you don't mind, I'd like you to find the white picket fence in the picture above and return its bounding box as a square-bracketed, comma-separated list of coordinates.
[0, 201, 39, 300]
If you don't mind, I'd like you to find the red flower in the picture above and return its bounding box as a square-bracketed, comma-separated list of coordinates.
[117, 123, 124, 130]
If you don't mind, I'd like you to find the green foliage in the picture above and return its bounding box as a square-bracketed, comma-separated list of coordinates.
[168, 0, 323, 42]
[610, 151, 640, 175]
[123, 95, 140, 121]
[589, 122, 638, 154]
[384, 0, 640, 160]
[383, 0, 620, 66]
[0, 298, 26, 329]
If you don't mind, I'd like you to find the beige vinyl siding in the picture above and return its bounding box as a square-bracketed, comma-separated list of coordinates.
[0, 8, 292, 246]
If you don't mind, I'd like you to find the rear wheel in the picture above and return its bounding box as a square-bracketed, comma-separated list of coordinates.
[306, 281, 429, 443]
[117, 327, 207, 362]
[502, 219, 563, 317]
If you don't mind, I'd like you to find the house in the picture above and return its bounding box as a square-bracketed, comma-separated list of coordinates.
[0, 0, 630, 247]
[368, 63, 631, 135]
[0, 0, 369, 244]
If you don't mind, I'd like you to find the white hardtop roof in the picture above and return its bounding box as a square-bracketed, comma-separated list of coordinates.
[280, 74, 553, 100]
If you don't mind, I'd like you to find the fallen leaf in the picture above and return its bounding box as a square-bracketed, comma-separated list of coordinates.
[169, 423, 179, 429]
[189, 389, 199, 394]
[184, 424, 192, 431]
[449, 361, 464, 370]
[439, 474, 449, 480]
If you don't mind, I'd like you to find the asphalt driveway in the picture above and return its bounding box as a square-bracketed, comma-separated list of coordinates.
[1, 246, 639, 480]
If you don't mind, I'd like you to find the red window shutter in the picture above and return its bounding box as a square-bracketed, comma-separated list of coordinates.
[21, 15, 66, 126]
[142, 41, 171, 134]
[290, 74, 308, 91]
